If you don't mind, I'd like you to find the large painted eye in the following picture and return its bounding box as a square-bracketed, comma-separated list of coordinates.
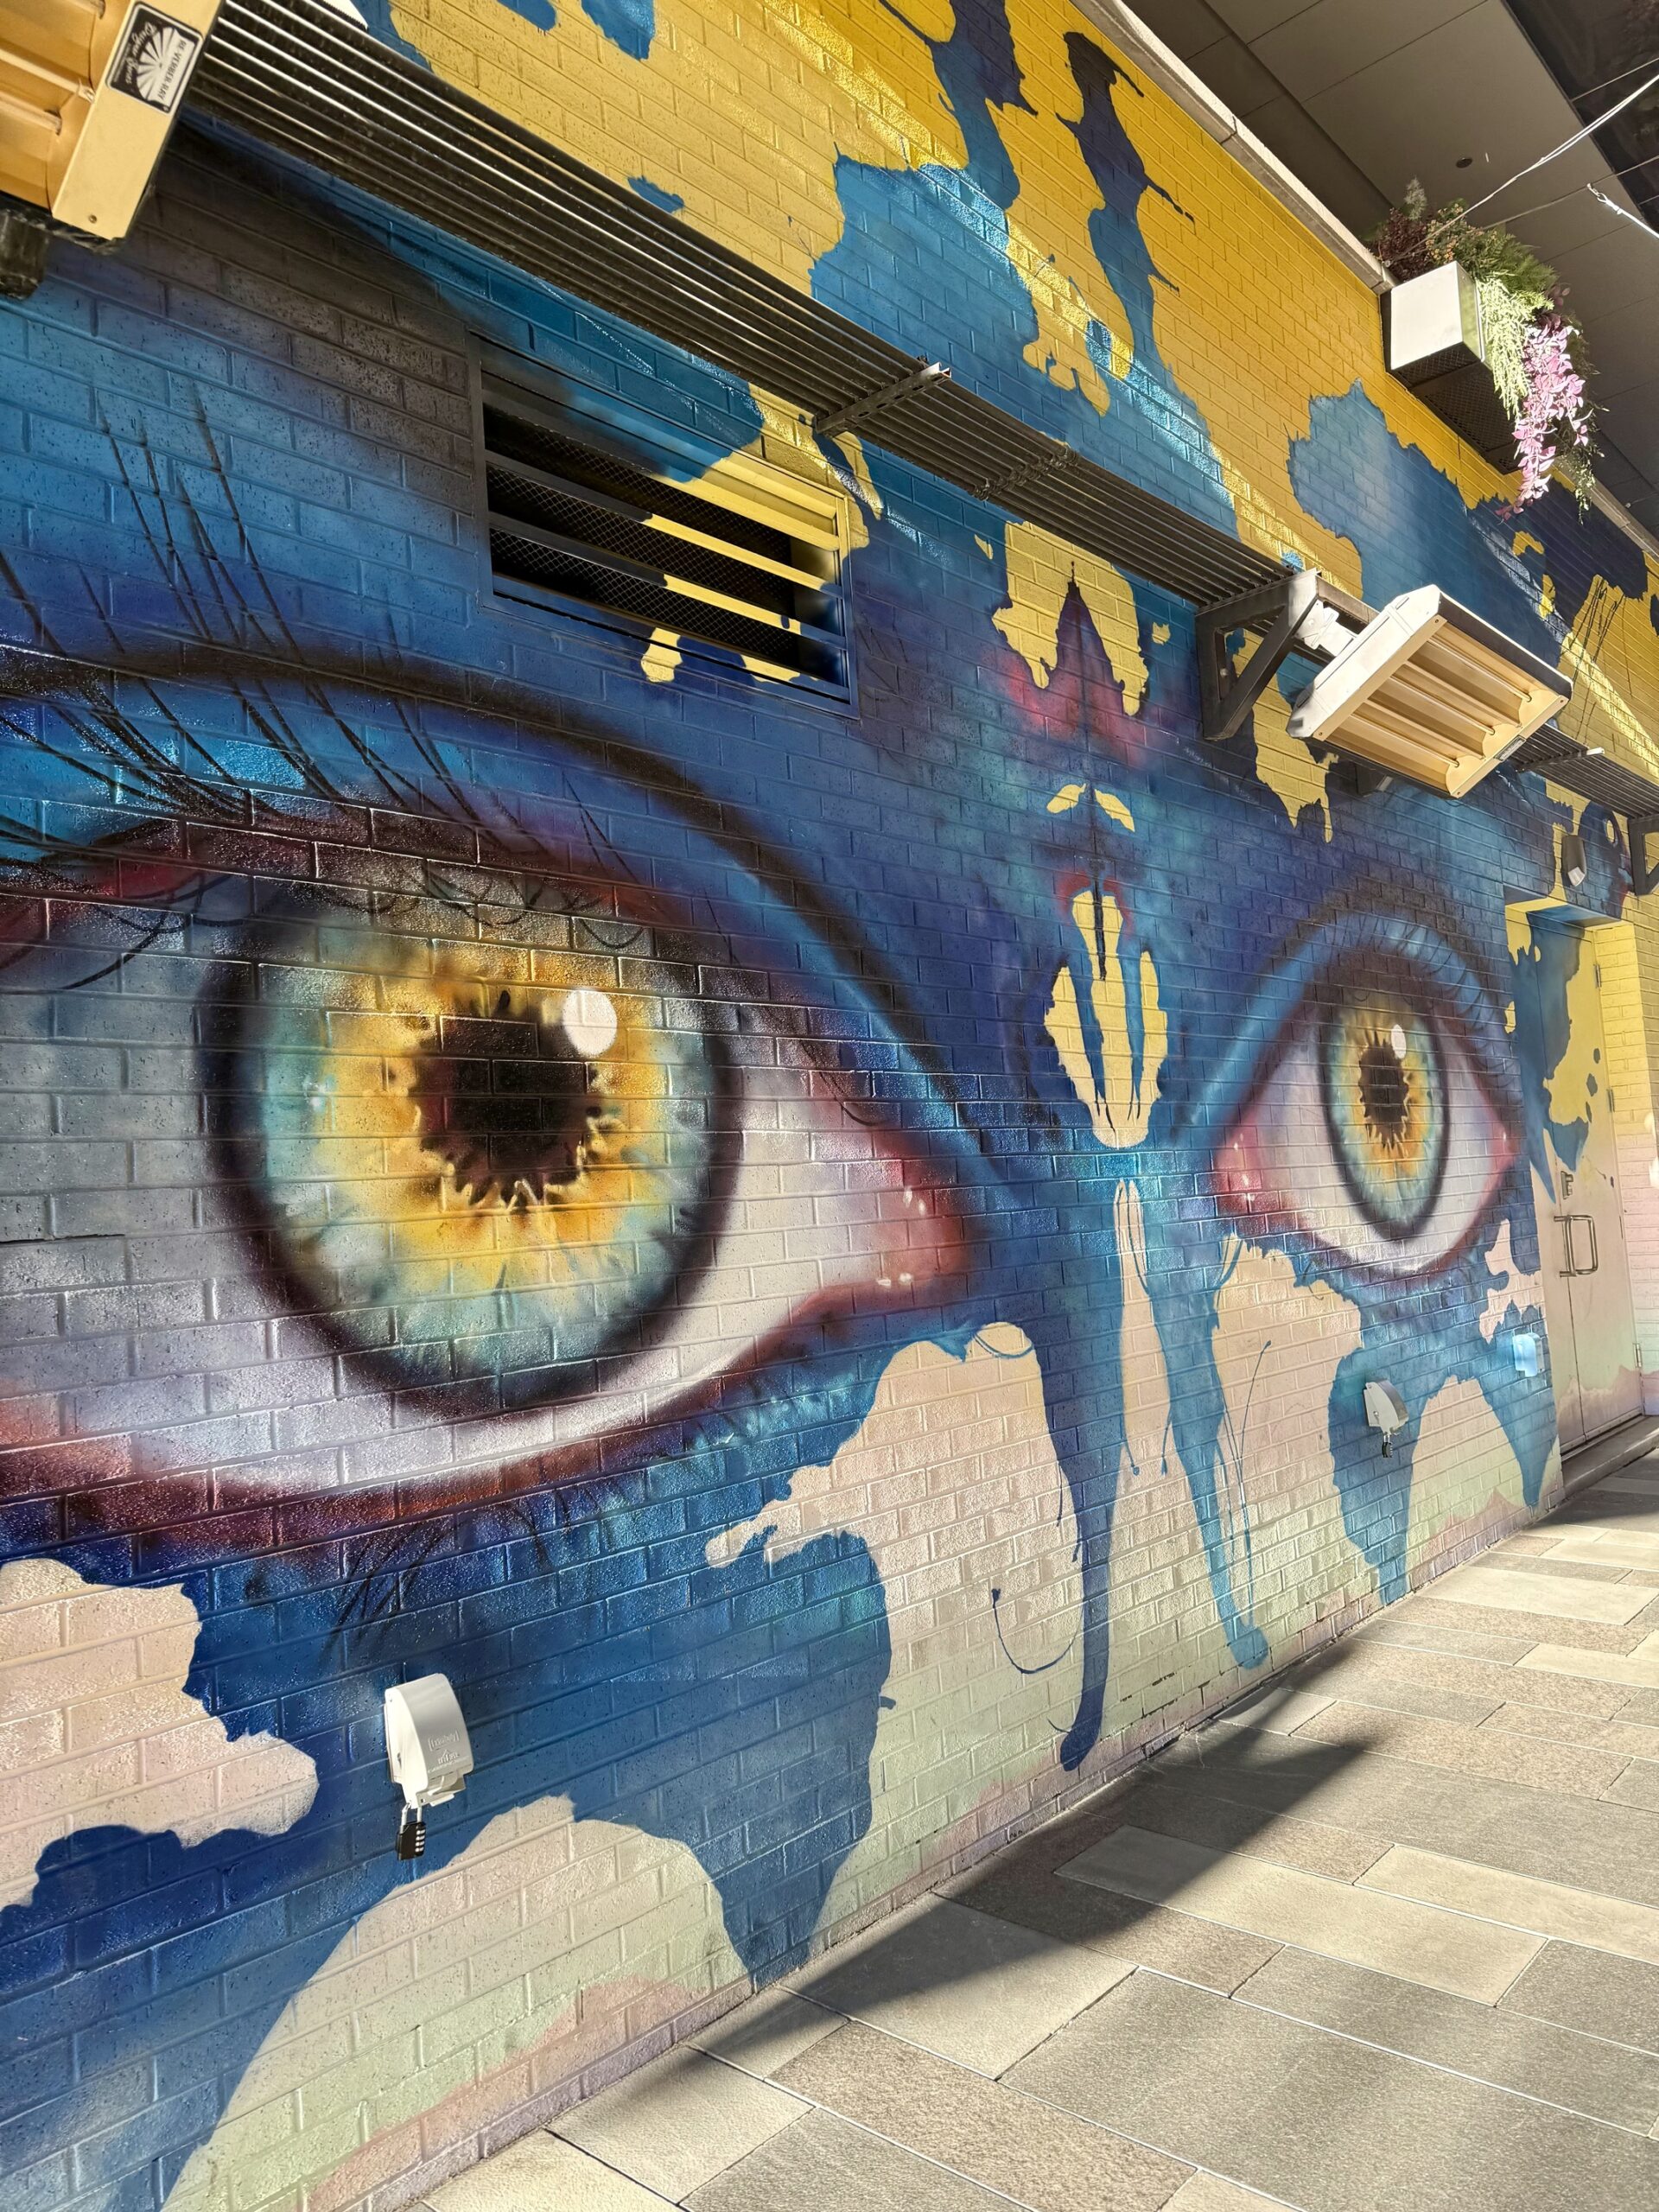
[204, 868, 967, 1462]
[244, 932, 733, 1392]
[1214, 970, 1514, 1277]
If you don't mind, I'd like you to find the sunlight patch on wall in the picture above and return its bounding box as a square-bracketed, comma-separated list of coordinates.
[390, 0, 966, 292]
[1477, 1219, 1544, 1344]
[1408, 1376, 1529, 1576]
[165, 1804, 745, 2212]
[706, 1326, 1082, 1921]
[1103, 1219, 1363, 1736]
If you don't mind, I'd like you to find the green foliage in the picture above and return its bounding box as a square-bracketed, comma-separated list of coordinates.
[1370, 181, 1596, 507]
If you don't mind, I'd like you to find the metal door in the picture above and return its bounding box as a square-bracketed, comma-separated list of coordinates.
[1536, 931, 1641, 1450]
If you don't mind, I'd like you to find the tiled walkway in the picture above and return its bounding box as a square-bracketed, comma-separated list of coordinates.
[420, 1458, 1659, 2212]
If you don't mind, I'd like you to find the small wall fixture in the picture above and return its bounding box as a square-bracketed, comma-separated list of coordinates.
[0, 0, 221, 283]
[385, 1673, 474, 1861]
[1363, 1378, 1409, 1457]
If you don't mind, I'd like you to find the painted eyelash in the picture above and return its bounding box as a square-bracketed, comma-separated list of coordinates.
[0, 411, 955, 1109]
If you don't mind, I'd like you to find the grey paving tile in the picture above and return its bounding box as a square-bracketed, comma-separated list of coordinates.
[952, 1849, 1281, 1994]
[1164, 2180, 1289, 2212]
[1351, 1618, 1537, 1663]
[1282, 1649, 1502, 1727]
[1128, 1777, 1387, 1881]
[1548, 1531, 1659, 1572]
[693, 1990, 842, 2080]
[683, 2108, 1009, 2211]
[1555, 1498, 1659, 1540]
[1004, 1969, 1659, 2212]
[1481, 1702, 1659, 1761]
[1500, 1942, 1659, 2055]
[1599, 1471, 1659, 1497]
[1060, 1827, 1540, 2001]
[1517, 1643, 1659, 1691]
[1605, 1759, 1659, 1810]
[425, 2134, 672, 2210]
[1358, 1839, 1659, 1967]
[1303, 1641, 1629, 1720]
[1292, 1700, 1632, 1799]
[788, 1896, 1128, 2073]
[1154, 1726, 1659, 1910]
[772, 2019, 1191, 2211]
[1215, 1685, 1335, 1734]
[1483, 1554, 1650, 1585]
[1233, 1944, 1659, 2131]
[1402, 1597, 1644, 1652]
[1427, 1564, 1654, 1624]
[554, 2046, 804, 2201]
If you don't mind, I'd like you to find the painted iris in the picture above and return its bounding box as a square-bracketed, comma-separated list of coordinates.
[240, 920, 731, 1389]
[1319, 992, 1446, 1240]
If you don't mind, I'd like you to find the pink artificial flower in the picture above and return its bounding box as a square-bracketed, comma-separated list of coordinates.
[1510, 316, 1591, 508]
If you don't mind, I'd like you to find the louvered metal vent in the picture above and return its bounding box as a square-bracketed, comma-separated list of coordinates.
[188, 0, 1279, 608]
[480, 349, 853, 699]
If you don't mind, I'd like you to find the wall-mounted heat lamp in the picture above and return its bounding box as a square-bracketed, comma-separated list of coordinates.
[1284, 587, 1569, 798]
[1199, 572, 1570, 801]
[0, 0, 220, 294]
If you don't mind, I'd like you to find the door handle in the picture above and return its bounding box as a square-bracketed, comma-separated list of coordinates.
[1559, 1214, 1600, 1276]
[1577, 1214, 1599, 1275]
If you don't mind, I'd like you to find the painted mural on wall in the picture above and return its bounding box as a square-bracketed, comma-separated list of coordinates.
[1, 2, 1656, 2205]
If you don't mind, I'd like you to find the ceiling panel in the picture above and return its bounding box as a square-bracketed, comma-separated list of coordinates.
[1178, 0, 1659, 518]
[1253, 0, 1491, 106]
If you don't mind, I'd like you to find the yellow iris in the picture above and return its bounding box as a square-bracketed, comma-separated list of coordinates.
[251, 933, 723, 1379]
[1319, 991, 1446, 1238]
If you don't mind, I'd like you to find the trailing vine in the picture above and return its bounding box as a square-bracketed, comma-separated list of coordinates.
[1372, 181, 1596, 511]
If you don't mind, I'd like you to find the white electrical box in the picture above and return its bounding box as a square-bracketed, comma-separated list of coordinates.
[385, 1674, 474, 1810]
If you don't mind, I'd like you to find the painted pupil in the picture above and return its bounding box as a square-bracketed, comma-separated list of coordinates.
[1319, 992, 1446, 1241]
[408, 995, 615, 1208]
[1356, 1036, 1410, 1147]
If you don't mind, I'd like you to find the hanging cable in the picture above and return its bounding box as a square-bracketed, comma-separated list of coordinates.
[1463, 64, 1659, 218]
[1501, 149, 1659, 227]
[1588, 181, 1659, 241]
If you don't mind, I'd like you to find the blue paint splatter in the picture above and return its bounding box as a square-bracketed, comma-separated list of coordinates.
[630, 175, 683, 213]
[582, 0, 652, 58]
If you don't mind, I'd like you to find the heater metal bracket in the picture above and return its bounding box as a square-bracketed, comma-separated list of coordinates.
[1198, 569, 1362, 747]
[1631, 814, 1659, 897]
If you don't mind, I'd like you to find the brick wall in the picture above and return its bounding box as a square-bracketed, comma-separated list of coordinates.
[2, 6, 1658, 2208]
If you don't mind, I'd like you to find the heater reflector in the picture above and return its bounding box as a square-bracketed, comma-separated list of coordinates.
[1285, 585, 1570, 797]
[0, 0, 219, 240]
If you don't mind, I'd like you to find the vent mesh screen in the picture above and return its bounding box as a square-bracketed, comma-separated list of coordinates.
[480, 357, 852, 698]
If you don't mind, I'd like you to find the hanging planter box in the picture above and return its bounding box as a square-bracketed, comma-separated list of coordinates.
[1382, 264, 1516, 472]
